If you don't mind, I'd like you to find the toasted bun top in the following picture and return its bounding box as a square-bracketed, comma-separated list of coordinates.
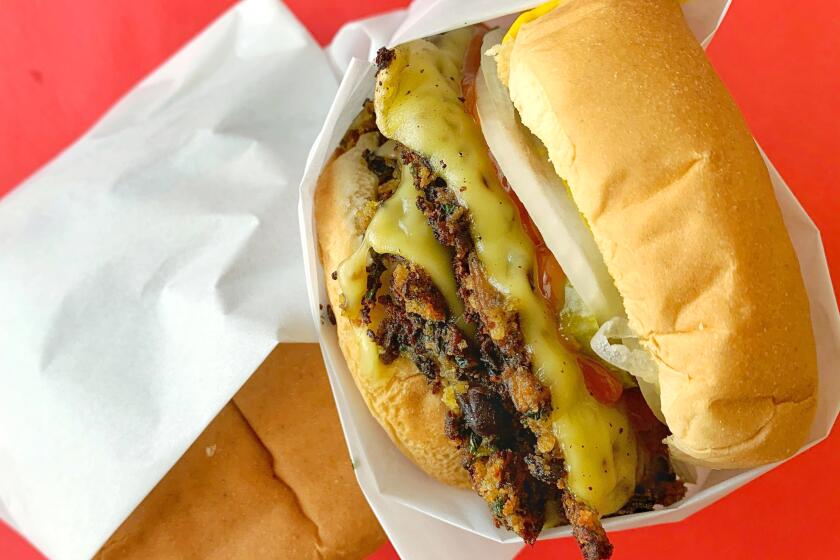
[96, 344, 385, 559]
[500, 0, 817, 467]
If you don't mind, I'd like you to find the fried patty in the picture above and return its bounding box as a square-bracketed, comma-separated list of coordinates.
[334, 101, 685, 557]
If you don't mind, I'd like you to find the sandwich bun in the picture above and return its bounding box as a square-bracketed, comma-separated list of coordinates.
[498, 0, 817, 468]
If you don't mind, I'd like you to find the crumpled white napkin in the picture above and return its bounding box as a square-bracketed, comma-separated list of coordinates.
[0, 1, 336, 558]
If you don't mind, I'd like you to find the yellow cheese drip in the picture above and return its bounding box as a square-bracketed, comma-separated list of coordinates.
[505, 0, 691, 45]
[337, 163, 463, 324]
[503, 1, 561, 43]
[356, 325, 387, 386]
[374, 29, 638, 514]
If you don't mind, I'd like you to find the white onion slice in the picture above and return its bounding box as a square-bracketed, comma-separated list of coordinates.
[591, 317, 665, 422]
[475, 30, 623, 323]
[590, 317, 658, 384]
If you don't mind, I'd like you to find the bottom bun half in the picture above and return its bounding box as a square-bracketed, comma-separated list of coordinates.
[315, 134, 469, 489]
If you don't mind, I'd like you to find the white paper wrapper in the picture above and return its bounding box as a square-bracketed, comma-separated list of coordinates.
[299, 0, 840, 553]
[0, 1, 337, 559]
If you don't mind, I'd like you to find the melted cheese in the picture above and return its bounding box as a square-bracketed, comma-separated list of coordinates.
[337, 163, 463, 324]
[373, 30, 638, 514]
[356, 325, 387, 386]
[504, 1, 561, 43]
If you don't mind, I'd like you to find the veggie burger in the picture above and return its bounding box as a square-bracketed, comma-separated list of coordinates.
[314, 1, 818, 558]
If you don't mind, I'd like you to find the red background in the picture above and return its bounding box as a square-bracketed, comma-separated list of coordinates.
[1, 0, 838, 558]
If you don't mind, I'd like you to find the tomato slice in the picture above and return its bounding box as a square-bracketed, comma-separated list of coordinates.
[536, 245, 565, 310]
[622, 387, 670, 452]
[622, 387, 661, 433]
[578, 356, 624, 405]
[461, 25, 489, 121]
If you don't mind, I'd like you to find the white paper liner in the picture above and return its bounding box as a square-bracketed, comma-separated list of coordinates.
[299, 0, 840, 550]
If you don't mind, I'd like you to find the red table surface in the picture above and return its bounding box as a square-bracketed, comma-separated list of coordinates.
[1, 1, 838, 558]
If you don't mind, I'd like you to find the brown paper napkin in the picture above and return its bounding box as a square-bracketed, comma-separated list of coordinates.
[95, 344, 384, 559]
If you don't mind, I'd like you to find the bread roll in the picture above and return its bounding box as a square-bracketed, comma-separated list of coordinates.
[315, 133, 469, 488]
[96, 344, 385, 559]
[500, 0, 817, 467]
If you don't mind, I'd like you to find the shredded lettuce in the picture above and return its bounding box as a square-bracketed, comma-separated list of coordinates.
[558, 282, 600, 348]
[590, 316, 666, 420]
[558, 282, 636, 388]
[590, 317, 658, 385]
